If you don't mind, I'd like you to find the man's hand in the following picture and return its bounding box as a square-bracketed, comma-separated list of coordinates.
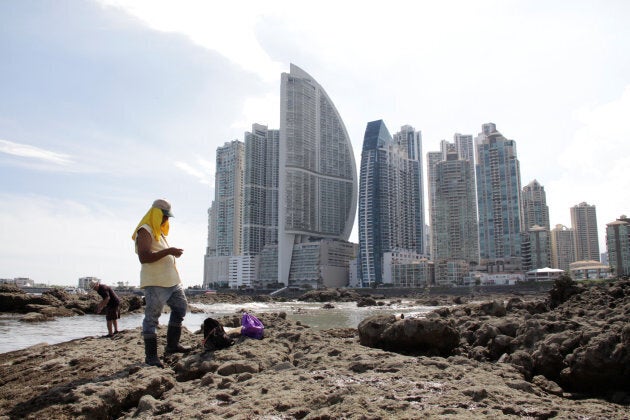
[169, 247, 184, 258]
[136, 229, 183, 263]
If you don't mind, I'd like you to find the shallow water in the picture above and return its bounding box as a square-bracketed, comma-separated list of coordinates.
[0, 300, 433, 354]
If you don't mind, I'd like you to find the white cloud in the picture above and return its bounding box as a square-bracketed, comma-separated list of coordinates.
[548, 85, 630, 243]
[175, 158, 214, 186]
[0, 139, 73, 166]
[98, 0, 284, 82]
[231, 93, 280, 130]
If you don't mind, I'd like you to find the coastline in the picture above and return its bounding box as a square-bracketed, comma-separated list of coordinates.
[0, 278, 628, 418]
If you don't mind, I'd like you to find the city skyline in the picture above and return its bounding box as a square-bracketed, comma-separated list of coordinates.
[1, 1, 629, 286]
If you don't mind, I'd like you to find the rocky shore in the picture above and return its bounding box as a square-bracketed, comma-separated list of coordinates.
[0, 284, 144, 321]
[0, 279, 628, 419]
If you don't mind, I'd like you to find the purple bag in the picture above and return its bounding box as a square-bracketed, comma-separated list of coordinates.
[241, 313, 264, 339]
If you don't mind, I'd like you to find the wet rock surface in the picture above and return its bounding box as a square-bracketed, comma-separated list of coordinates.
[358, 277, 630, 401]
[0, 284, 143, 320]
[0, 279, 628, 419]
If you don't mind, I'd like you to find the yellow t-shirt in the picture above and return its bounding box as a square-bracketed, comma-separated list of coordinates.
[136, 224, 181, 288]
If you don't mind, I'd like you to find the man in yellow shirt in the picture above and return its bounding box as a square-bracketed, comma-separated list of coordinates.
[133, 199, 191, 368]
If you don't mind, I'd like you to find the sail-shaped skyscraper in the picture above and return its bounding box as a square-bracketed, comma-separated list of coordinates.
[278, 64, 357, 287]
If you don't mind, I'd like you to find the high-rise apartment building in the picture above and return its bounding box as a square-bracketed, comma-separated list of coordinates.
[203, 141, 244, 288]
[206, 202, 217, 257]
[521, 180, 550, 231]
[214, 140, 245, 257]
[521, 180, 550, 271]
[358, 120, 424, 286]
[393, 125, 425, 257]
[606, 215, 630, 277]
[432, 146, 479, 265]
[427, 134, 476, 266]
[278, 64, 357, 286]
[475, 123, 523, 271]
[570, 202, 600, 262]
[242, 124, 279, 256]
[453, 133, 475, 181]
[550, 224, 576, 272]
[426, 150, 444, 260]
[528, 225, 551, 269]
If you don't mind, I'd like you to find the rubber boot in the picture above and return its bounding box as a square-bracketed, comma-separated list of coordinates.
[143, 333, 164, 368]
[165, 324, 192, 354]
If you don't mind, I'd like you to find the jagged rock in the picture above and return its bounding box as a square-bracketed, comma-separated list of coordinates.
[473, 323, 500, 347]
[477, 300, 506, 317]
[532, 375, 564, 396]
[298, 288, 363, 302]
[559, 324, 630, 393]
[20, 312, 49, 322]
[1, 293, 629, 419]
[356, 297, 377, 307]
[40, 306, 77, 318]
[216, 361, 259, 376]
[489, 334, 513, 359]
[358, 315, 460, 356]
[548, 275, 584, 308]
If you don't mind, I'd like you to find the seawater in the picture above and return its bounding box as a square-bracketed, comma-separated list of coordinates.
[0, 300, 433, 354]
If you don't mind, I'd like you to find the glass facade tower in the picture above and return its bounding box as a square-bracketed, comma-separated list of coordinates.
[278, 64, 357, 286]
[475, 123, 523, 269]
[214, 140, 245, 257]
[358, 120, 424, 286]
[433, 147, 479, 264]
[242, 124, 279, 256]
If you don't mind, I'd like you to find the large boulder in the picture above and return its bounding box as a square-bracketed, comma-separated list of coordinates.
[356, 297, 377, 307]
[299, 288, 362, 302]
[358, 314, 460, 356]
[476, 300, 507, 317]
[548, 275, 584, 308]
[559, 323, 630, 393]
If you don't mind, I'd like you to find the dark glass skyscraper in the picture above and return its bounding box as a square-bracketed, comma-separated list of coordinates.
[358, 120, 424, 286]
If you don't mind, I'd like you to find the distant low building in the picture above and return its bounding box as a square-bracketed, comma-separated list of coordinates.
[78, 276, 100, 290]
[569, 260, 611, 280]
[477, 272, 523, 286]
[526, 267, 564, 282]
[1, 277, 35, 287]
[392, 258, 434, 288]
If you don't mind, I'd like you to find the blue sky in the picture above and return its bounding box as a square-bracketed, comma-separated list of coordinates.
[1, 0, 629, 287]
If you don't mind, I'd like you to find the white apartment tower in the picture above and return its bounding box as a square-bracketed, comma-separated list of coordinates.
[427, 133, 477, 266]
[551, 224, 576, 272]
[214, 140, 245, 257]
[392, 125, 425, 257]
[475, 123, 523, 271]
[570, 202, 600, 262]
[278, 64, 357, 286]
[433, 145, 479, 265]
[242, 123, 279, 256]
[522, 180, 550, 230]
[427, 150, 445, 260]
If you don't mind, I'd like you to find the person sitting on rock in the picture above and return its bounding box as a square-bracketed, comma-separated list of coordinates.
[90, 280, 120, 338]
